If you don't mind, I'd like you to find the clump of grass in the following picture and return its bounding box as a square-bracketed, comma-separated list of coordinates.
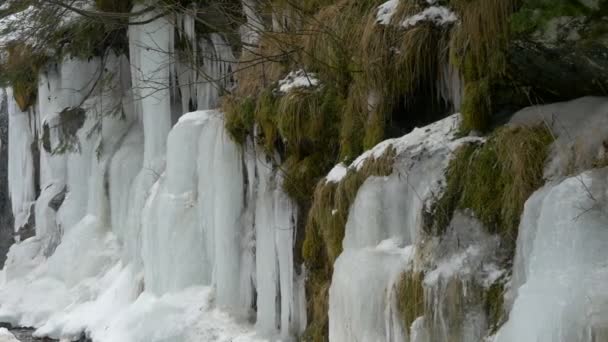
[234, 32, 294, 97]
[222, 95, 256, 145]
[302, 147, 395, 340]
[449, 0, 518, 132]
[0, 44, 47, 111]
[254, 89, 280, 153]
[484, 281, 506, 334]
[426, 124, 554, 248]
[460, 79, 491, 132]
[396, 270, 425, 332]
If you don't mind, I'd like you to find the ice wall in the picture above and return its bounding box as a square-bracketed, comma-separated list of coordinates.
[129, 6, 173, 169]
[329, 115, 474, 341]
[6, 88, 35, 236]
[0, 13, 304, 338]
[496, 170, 608, 341]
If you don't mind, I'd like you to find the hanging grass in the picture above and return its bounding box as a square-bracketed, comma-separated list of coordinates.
[448, 0, 519, 132]
[425, 124, 554, 248]
[0, 44, 47, 111]
[396, 270, 426, 333]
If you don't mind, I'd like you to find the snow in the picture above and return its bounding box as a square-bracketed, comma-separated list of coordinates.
[376, 0, 400, 25]
[495, 169, 608, 342]
[509, 96, 608, 179]
[349, 114, 478, 171]
[401, 6, 458, 29]
[376, 0, 458, 28]
[325, 163, 347, 183]
[277, 70, 319, 93]
[0, 328, 19, 342]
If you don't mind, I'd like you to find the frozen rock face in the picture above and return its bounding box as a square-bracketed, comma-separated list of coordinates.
[6, 88, 36, 240]
[0, 6, 301, 341]
[0, 58, 304, 342]
[496, 169, 608, 342]
[509, 97, 608, 179]
[329, 115, 486, 341]
[418, 213, 504, 342]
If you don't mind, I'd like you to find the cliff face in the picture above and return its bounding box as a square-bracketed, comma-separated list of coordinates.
[507, 0, 608, 102]
[0, 1, 606, 341]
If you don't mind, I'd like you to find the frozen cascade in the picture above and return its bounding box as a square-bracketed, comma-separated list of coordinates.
[1, 51, 305, 341]
[329, 114, 474, 341]
[250, 144, 305, 337]
[175, 15, 236, 113]
[129, 5, 173, 169]
[197, 34, 236, 110]
[2, 3, 300, 341]
[141, 112, 209, 295]
[495, 170, 608, 342]
[6, 88, 36, 235]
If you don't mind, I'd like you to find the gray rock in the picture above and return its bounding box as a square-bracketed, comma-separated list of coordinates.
[49, 186, 67, 211]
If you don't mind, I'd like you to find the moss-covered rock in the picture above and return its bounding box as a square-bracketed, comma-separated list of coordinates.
[506, 0, 608, 102]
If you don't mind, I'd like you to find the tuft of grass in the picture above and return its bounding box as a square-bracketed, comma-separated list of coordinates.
[254, 89, 280, 153]
[0, 44, 47, 111]
[426, 124, 554, 247]
[484, 281, 506, 334]
[396, 270, 425, 333]
[222, 95, 256, 145]
[234, 32, 293, 97]
[449, 0, 518, 132]
[460, 78, 491, 132]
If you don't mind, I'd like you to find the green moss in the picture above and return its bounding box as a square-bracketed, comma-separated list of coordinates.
[254, 90, 280, 153]
[449, 0, 516, 132]
[396, 271, 425, 332]
[484, 281, 505, 333]
[461, 79, 492, 132]
[426, 125, 553, 246]
[510, 0, 592, 35]
[223, 95, 256, 145]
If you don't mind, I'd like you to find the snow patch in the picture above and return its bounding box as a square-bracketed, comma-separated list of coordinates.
[401, 6, 458, 28]
[325, 163, 348, 183]
[376, 0, 458, 28]
[0, 328, 19, 342]
[376, 0, 400, 25]
[277, 70, 319, 93]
